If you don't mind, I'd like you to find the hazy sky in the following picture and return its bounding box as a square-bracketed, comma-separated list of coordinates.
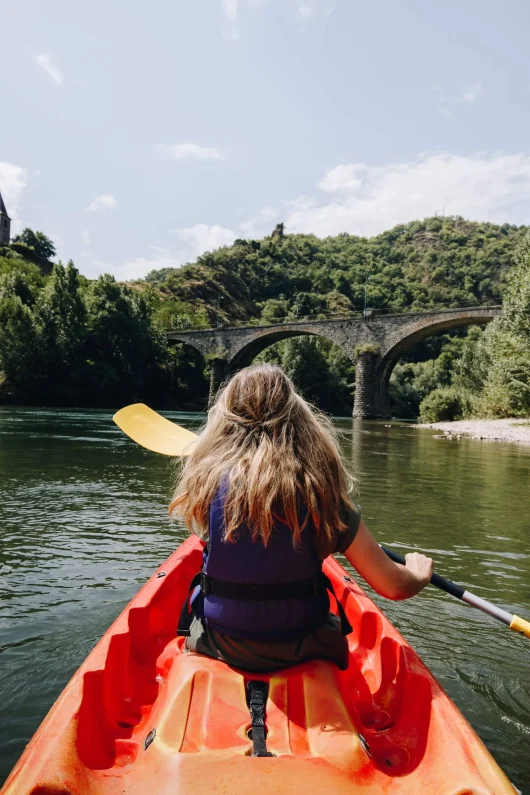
[1, 0, 530, 279]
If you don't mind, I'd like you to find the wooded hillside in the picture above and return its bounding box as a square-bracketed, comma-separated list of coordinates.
[1, 217, 528, 417]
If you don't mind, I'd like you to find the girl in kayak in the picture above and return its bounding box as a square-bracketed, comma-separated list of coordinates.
[171, 363, 433, 671]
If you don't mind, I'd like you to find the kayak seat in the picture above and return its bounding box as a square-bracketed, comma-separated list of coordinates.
[73, 554, 432, 778]
[153, 648, 372, 773]
[153, 637, 430, 778]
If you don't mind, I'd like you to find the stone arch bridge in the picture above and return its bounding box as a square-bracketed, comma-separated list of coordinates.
[168, 306, 501, 418]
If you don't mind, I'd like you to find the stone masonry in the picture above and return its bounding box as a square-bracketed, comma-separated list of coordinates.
[168, 306, 501, 418]
[0, 189, 11, 246]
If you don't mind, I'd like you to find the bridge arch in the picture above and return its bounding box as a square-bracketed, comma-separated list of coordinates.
[168, 322, 354, 405]
[227, 324, 353, 371]
[362, 308, 500, 418]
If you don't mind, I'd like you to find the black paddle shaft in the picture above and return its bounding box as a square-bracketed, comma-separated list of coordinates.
[381, 546, 465, 600]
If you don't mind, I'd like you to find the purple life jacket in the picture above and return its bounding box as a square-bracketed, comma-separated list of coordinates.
[190, 480, 329, 641]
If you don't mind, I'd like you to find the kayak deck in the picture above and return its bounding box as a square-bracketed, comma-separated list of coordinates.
[2, 536, 515, 794]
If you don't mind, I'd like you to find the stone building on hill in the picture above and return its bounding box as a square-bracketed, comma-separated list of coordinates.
[0, 188, 11, 245]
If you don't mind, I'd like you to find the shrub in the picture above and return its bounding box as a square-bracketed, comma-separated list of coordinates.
[419, 387, 469, 422]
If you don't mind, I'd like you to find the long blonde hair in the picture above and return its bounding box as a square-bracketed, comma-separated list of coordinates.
[170, 364, 355, 546]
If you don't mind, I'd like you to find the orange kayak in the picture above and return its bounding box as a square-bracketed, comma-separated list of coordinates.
[1, 536, 516, 794]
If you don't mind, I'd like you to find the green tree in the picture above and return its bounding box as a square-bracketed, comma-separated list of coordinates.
[451, 233, 530, 417]
[0, 272, 40, 396]
[503, 232, 530, 339]
[260, 336, 354, 415]
[259, 298, 289, 323]
[29, 262, 87, 400]
[153, 298, 209, 330]
[12, 228, 56, 261]
[0, 254, 45, 297]
[83, 275, 167, 404]
[419, 387, 470, 422]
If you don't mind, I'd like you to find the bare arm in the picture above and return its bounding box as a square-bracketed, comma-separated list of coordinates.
[343, 519, 433, 600]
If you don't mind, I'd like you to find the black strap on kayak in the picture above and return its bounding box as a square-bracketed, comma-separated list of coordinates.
[246, 680, 274, 757]
[177, 571, 352, 637]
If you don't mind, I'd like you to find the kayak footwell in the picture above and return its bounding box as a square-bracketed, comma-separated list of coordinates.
[1, 536, 516, 794]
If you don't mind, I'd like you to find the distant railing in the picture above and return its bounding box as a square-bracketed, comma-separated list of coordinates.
[166, 304, 502, 334]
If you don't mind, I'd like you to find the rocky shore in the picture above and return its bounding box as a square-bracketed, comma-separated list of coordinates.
[417, 418, 530, 445]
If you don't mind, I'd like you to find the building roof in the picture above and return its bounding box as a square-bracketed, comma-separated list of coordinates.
[0, 189, 11, 219]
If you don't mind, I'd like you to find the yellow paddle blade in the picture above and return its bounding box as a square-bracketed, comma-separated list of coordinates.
[113, 403, 199, 456]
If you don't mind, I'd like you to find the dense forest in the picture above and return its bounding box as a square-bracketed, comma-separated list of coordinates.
[1, 216, 529, 419]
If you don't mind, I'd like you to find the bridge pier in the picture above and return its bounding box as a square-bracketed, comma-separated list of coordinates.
[353, 352, 389, 419]
[208, 358, 227, 406]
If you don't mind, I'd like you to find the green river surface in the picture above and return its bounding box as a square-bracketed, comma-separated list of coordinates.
[0, 407, 529, 790]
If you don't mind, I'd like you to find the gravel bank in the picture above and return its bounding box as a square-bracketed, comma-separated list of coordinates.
[417, 418, 530, 445]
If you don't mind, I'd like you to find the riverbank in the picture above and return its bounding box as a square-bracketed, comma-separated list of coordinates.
[417, 418, 530, 445]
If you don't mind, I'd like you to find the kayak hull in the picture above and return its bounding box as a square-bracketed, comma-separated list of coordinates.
[1, 536, 516, 794]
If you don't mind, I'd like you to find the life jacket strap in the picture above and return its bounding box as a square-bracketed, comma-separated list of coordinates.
[200, 572, 322, 600]
[177, 571, 353, 637]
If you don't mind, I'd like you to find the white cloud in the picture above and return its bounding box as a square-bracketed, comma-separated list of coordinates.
[221, 0, 240, 38]
[437, 81, 483, 117]
[222, 26, 240, 41]
[36, 54, 63, 86]
[223, 0, 239, 21]
[318, 164, 363, 194]
[86, 193, 117, 213]
[158, 143, 226, 162]
[87, 227, 235, 281]
[49, 233, 63, 253]
[220, 0, 324, 37]
[94, 150, 530, 280]
[462, 81, 483, 103]
[174, 223, 236, 258]
[0, 162, 28, 234]
[221, 0, 269, 38]
[284, 152, 530, 237]
[293, 0, 317, 17]
[81, 229, 91, 246]
[92, 251, 182, 281]
[240, 205, 277, 237]
[0, 163, 28, 209]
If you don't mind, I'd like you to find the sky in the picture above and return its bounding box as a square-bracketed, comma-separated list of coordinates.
[1, 0, 530, 279]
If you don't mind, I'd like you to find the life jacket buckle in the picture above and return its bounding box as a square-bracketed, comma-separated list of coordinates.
[200, 571, 211, 596]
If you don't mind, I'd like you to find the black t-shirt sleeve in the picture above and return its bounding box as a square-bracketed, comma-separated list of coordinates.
[315, 503, 361, 560]
[334, 504, 361, 554]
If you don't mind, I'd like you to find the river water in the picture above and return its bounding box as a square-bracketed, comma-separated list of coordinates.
[0, 407, 529, 790]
